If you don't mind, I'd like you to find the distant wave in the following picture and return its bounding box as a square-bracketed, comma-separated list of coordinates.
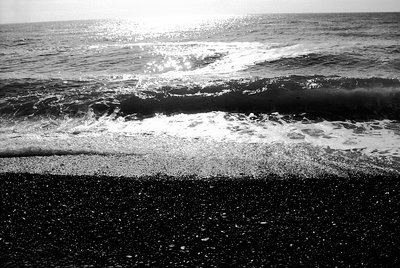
[256, 53, 371, 68]
[252, 52, 400, 72]
[1, 76, 400, 121]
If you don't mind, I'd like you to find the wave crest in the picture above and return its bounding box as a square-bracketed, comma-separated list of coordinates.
[120, 76, 400, 120]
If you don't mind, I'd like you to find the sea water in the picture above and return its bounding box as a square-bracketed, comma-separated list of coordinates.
[1, 13, 400, 174]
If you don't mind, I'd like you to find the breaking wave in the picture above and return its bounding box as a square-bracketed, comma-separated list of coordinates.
[1, 76, 400, 120]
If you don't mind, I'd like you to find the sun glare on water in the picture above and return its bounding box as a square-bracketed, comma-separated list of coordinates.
[94, 14, 240, 44]
[124, 14, 238, 34]
[90, 14, 243, 77]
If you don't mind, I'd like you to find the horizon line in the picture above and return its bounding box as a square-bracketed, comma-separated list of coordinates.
[1, 11, 399, 25]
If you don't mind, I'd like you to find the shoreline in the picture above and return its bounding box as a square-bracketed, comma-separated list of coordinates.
[2, 172, 400, 266]
[1, 141, 399, 178]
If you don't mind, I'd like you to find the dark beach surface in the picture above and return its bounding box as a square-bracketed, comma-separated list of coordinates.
[2, 172, 400, 267]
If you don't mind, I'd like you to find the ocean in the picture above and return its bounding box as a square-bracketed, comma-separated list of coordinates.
[1, 13, 400, 176]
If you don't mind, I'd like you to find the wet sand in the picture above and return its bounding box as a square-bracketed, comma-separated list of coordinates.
[2, 172, 400, 267]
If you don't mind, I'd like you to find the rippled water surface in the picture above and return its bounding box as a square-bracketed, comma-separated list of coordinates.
[1, 13, 400, 161]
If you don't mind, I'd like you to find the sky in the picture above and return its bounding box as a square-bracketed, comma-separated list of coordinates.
[0, 0, 399, 24]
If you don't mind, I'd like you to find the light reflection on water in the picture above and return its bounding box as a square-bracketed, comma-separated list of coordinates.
[92, 15, 242, 42]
